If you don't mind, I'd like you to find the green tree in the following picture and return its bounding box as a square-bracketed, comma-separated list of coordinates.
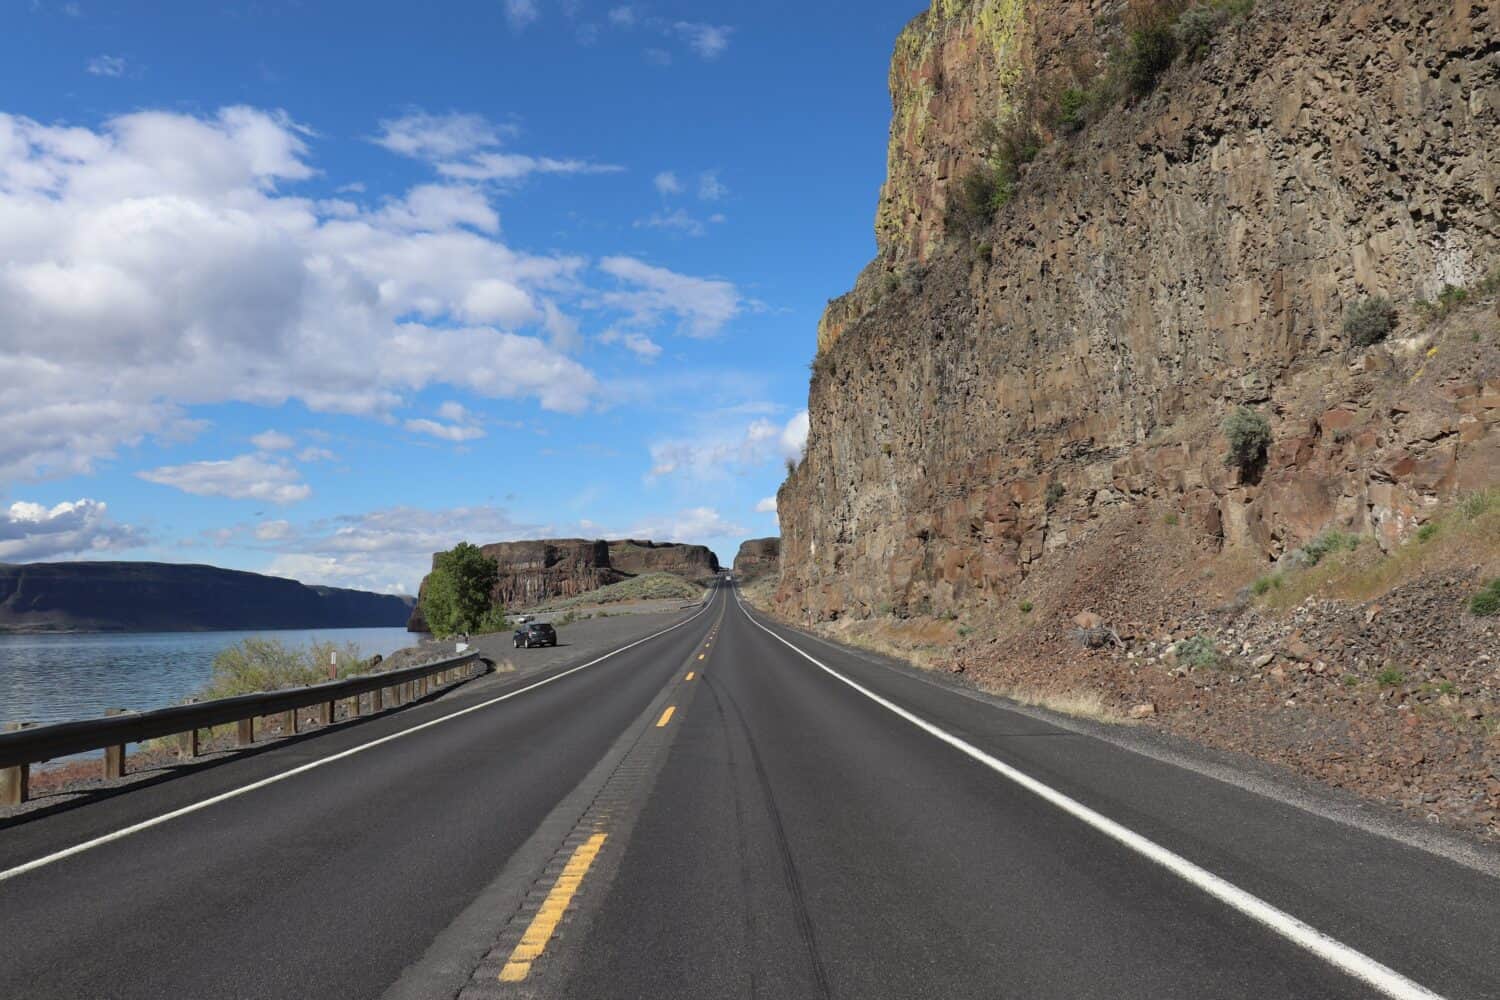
[421, 542, 501, 637]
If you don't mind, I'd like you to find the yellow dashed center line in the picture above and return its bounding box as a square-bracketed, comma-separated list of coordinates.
[697, 653, 705, 660]
[685, 672, 695, 681]
[656, 706, 676, 728]
[498, 832, 609, 983]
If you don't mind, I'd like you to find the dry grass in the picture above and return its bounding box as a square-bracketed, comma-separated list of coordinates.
[1259, 490, 1500, 612]
[991, 685, 1131, 724]
[536, 572, 704, 610]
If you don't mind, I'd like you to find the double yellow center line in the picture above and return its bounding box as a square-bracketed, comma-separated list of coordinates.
[499, 625, 714, 983]
[498, 832, 609, 982]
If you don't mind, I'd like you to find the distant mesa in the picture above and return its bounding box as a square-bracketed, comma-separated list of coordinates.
[733, 538, 780, 581]
[0, 562, 414, 634]
[407, 538, 721, 632]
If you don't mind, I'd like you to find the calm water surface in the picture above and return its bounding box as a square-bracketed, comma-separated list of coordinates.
[0, 627, 419, 730]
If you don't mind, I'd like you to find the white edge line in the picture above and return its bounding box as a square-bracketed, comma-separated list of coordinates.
[0, 595, 718, 885]
[731, 588, 1447, 1000]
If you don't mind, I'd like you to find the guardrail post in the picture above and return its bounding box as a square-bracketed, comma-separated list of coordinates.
[281, 710, 296, 736]
[237, 717, 254, 747]
[104, 708, 130, 779]
[177, 699, 201, 759]
[322, 699, 335, 726]
[1, 721, 33, 805]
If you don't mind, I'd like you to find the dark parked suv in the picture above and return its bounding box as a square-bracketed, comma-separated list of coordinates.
[513, 622, 557, 649]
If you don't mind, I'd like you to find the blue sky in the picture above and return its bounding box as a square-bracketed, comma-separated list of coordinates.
[0, 0, 921, 593]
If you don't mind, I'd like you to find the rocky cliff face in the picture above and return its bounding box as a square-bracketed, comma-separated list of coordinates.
[778, 0, 1499, 622]
[607, 540, 721, 582]
[407, 538, 721, 630]
[0, 562, 414, 633]
[733, 538, 781, 580]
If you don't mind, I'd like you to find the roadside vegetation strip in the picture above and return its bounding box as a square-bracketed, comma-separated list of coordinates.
[0, 596, 718, 886]
[497, 831, 609, 983]
[731, 590, 1448, 1000]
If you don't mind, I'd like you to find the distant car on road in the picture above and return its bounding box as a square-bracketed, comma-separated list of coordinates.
[514, 622, 557, 649]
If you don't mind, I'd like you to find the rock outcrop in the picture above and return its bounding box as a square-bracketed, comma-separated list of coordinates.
[607, 540, 721, 583]
[0, 562, 414, 633]
[733, 538, 781, 580]
[408, 538, 721, 630]
[777, 0, 1499, 622]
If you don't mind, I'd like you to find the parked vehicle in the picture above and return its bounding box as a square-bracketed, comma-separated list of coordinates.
[514, 622, 557, 648]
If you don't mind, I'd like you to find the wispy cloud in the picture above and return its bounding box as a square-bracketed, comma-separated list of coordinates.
[86, 54, 127, 77]
[673, 22, 732, 59]
[598, 256, 742, 337]
[505, 0, 539, 30]
[374, 110, 620, 185]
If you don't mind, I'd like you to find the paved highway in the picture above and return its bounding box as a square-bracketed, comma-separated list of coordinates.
[0, 581, 1495, 999]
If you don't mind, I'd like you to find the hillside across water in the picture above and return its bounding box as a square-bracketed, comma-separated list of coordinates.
[0, 562, 414, 633]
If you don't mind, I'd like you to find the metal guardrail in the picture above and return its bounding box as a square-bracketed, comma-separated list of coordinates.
[0, 650, 485, 806]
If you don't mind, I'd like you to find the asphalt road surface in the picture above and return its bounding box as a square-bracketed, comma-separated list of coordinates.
[1, 581, 1495, 999]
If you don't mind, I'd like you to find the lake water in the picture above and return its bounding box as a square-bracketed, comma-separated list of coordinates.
[0, 627, 419, 732]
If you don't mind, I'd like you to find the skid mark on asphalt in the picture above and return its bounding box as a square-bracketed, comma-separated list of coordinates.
[708, 674, 833, 1000]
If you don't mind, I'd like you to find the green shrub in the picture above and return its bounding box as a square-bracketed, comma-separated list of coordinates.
[1252, 574, 1283, 596]
[1222, 406, 1271, 471]
[1416, 523, 1439, 543]
[1175, 7, 1221, 60]
[1415, 283, 1473, 325]
[1298, 529, 1360, 567]
[198, 638, 367, 701]
[1163, 512, 1180, 526]
[1343, 296, 1397, 347]
[1457, 488, 1499, 521]
[948, 165, 1010, 236]
[1019, 600, 1034, 614]
[1177, 634, 1221, 670]
[1045, 482, 1066, 510]
[421, 541, 501, 638]
[1376, 667, 1405, 688]
[1125, 23, 1179, 96]
[1057, 87, 1088, 132]
[1471, 579, 1500, 617]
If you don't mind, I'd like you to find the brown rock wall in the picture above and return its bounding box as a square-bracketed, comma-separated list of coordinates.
[777, 0, 1500, 622]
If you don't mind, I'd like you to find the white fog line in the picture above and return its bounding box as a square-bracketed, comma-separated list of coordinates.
[0, 596, 718, 886]
[731, 590, 1446, 1000]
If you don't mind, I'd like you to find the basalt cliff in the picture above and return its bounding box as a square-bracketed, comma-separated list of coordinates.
[779, 0, 1497, 621]
[407, 539, 720, 631]
[772, 0, 1499, 836]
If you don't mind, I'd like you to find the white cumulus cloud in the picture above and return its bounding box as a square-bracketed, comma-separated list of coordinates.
[0, 499, 144, 561]
[0, 105, 602, 480]
[755, 496, 777, 514]
[139, 454, 311, 504]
